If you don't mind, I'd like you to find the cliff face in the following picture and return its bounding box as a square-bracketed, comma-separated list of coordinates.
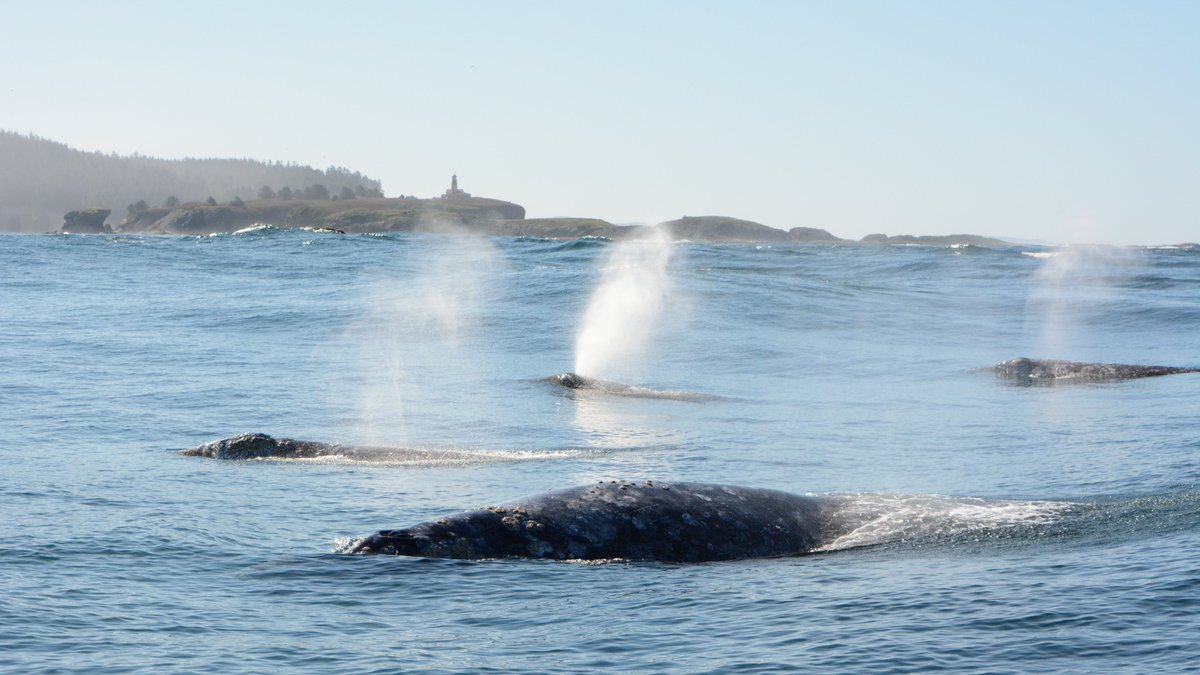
[60, 209, 112, 233]
[152, 206, 240, 234]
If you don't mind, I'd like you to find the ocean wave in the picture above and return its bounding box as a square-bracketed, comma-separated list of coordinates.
[513, 236, 613, 253]
[205, 223, 348, 238]
[228, 223, 279, 235]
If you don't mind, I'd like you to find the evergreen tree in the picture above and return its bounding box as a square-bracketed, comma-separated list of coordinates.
[205, 196, 216, 205]
[163, 196, 180, 208]
[258, 185, 276, 199]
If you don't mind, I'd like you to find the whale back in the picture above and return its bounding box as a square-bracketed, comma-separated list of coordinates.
[353, 481, 828, 562]
[991, 357, 1199, 384]
[181, 433, 335, 460]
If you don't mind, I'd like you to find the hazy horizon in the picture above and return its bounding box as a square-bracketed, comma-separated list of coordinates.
[2, 1, 1196, 246]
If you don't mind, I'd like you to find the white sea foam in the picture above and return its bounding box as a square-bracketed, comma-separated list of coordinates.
[816, 493, 1074, 552]
[230, 223, 276, 235]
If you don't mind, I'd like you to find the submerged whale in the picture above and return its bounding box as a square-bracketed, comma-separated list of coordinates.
[539, 373, 717, 401]
[987, 357, 1199, 385]
[350, 481, 830, 562]
[180, 433, 557, 466]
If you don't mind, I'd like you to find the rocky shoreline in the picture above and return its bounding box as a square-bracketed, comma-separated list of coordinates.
[59, 198, 1015, 247]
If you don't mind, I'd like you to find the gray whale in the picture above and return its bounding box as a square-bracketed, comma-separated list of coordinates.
[181, 433, 565, 466]
[183, 433, 349, 460]
[350, 481, 830, 562]
[539, 373, 717, 401]
[987, 357, 1199, 385]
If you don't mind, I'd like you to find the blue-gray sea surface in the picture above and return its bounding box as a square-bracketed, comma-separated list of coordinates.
[2, 229, 1198, 673]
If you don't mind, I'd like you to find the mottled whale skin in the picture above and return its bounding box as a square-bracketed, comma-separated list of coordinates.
[988, 357, 1199, 385]
[182, 433, 342, 459]
[350, 481, 829, 562]
[545, 372, 596, 390]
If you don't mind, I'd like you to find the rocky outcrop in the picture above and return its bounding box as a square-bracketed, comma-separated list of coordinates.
[120, 207, 173, 230]
[661, 216, 792, 243]
[789, 226, 845, 243]
[59, 209, 112, 234]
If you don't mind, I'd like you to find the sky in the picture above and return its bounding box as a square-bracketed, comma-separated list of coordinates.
[2, 0, 1197, 245]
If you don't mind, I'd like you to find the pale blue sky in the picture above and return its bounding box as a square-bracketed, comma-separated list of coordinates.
[2, 1, 1197, 244]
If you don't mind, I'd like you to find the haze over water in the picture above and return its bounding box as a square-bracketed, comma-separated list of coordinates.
[2, 230, 1199, 672]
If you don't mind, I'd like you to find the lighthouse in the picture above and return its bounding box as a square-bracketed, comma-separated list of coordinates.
[441, 174, 471, 200]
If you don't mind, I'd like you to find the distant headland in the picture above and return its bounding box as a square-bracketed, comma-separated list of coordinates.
[4, 132, 1019, 245]
[58, 174, 1014, 247]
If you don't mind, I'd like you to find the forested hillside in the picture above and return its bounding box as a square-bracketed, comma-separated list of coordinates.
[0, 131, 384, 231]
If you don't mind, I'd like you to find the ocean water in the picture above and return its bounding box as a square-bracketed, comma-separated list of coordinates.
[2, 229, 1198, 673]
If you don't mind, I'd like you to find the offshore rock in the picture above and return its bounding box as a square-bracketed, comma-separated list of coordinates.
[60, 208, 112, 234]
